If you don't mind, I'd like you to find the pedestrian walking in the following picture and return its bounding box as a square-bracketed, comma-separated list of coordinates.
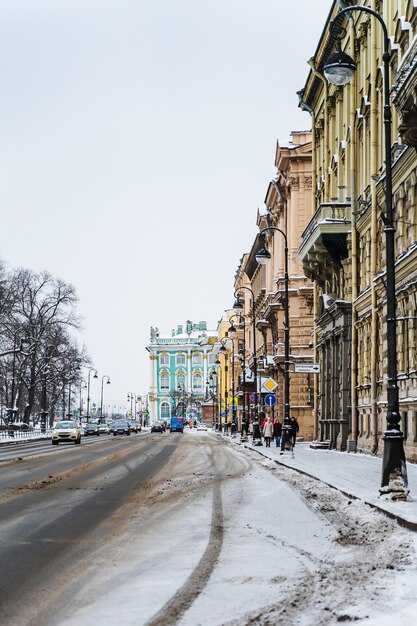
[248, 418, 253, 438]
[273, 418, 282, 447]
[290, 416, 299, 447]
[263, 417, 274, 447]
[241, 418, 249, 440]
[252, 416, 262, 446]
[260, 411, 267, 430]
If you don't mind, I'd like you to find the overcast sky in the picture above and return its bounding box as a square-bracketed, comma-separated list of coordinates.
[0, 0, 332, 410]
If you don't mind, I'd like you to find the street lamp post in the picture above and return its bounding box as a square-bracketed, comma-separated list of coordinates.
[256, 228, 291, 451]
[128, 393, 139, 421]
[86, 368, 98, 422]
[100, 376, 111, 422]
[40, 364, 49, 433]
[209, 370, 217, 429]
[8, 333, 30, 434]
[215, 354, 224, 431]
[233, 286, 258, 424]
[67, 375, 72, 418]
[229, 314, 246, 434]
[79, 380, 87, 418]
[219, 336, 235, 433]
[323, 5, 408, 498]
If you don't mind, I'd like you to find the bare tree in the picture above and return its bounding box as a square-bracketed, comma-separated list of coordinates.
[0, 264, 91, 425]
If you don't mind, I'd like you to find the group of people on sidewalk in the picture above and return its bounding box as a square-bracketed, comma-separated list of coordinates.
[240, 411, 299, 448]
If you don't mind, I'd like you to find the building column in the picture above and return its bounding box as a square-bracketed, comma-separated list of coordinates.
[187, 353, 192, 392]
[149, 355, 158, 421]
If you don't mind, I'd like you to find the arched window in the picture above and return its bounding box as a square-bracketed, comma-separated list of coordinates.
[160, 402, 170, 419]
[160, 373, 169, 391]
[193, 373, 203, 391]
[177, 372, 186, 389]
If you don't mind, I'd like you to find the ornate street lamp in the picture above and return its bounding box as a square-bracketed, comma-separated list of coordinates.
[323, 5, 407, 498]
[216, 346, 230, 431]
[5, 332, 31, 435]
[127, 392, 138, 420]
[229, 314, 246, 429]
[100, 376, 111, 422]
[219, 336, 236, 431]
[233, 286, 258, 422]
[256, 228, 291, 450]
[86, 368, 98, 422]
[215, 353, 224, 431]
[208, 370, 217, 429]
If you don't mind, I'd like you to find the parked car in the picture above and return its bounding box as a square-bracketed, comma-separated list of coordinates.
[151, 422, 164, 433]
[113, 420, 131, 436]
[52, 420, 81, 445]
[197, 422, 208, 431]
[84, 423, 100, 436]
[98, 423, 110, 434]
[128, 421, 139, 433]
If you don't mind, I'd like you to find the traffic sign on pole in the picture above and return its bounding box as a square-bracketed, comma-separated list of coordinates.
[261, 377, 278, 392]
[294, 362, 320, 373]
[264, 394, 277, 407]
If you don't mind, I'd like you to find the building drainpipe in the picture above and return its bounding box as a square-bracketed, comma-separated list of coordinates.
[370, 0, 379, 455]
[313, 282, 319, 441]
[300, 63, 328, 198]
[297, 90, 318, 440]
[349, 17, 358, 452]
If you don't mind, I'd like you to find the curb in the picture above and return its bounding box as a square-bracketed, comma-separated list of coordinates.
[231, 438, 417, 533]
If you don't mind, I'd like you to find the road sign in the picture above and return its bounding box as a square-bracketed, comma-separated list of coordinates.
[261, 377, 278, 392]
[264, 394, 277, 407]
[294, 362, 320, 373]
[228, 397, 238, 406]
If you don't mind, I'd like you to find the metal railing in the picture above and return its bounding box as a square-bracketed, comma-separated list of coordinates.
[0, 428, 53, 441]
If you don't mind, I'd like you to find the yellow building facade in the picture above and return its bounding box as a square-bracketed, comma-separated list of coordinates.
[233, 132, 315, 439]
[299, 0, 417, 459]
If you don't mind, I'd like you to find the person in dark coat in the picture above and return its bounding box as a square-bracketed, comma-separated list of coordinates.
[252, 415, 262, 445]
[290, 416, 299, 447]
[241, 418, 249, 440]
[273, 418, 282, 447]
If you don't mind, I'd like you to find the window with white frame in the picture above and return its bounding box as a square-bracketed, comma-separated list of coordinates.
[160, 353, 170, 366]
[193, 373, 203, 391]
[208, 352, 216, 365]
[192, 351, 202, 365]
[160, 402, 170, 418]
[177, 373, 186, 389]
[160, 372, 169, 391]
[176, 352, 186, 366]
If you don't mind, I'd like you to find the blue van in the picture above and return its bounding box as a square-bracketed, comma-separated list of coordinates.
[170, 416, 184, 433]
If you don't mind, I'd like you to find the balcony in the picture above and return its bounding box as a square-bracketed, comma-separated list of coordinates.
[299, 202, 351, 281]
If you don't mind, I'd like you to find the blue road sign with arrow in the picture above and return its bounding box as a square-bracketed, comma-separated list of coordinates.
[264, 394, 277, 407]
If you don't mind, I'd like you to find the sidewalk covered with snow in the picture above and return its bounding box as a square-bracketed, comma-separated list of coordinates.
[233, 439, 417, 529]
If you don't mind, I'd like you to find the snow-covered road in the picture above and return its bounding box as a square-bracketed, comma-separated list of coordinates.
[45, 431, 417, 626]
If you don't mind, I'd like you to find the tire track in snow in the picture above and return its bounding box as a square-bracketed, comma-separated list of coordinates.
[146, 479, 224, 626]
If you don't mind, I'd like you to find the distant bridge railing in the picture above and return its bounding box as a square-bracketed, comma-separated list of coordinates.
[0, 427, 53, 441]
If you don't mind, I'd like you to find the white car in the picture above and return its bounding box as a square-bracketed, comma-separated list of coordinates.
[52, 420, 81, 445]
[197, 422, 208, 431]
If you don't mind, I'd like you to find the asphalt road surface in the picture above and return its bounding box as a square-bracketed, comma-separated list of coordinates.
[0, 431, 415, 626]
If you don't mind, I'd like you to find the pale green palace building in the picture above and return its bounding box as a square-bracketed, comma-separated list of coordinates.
[146, 321, 218, 422]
